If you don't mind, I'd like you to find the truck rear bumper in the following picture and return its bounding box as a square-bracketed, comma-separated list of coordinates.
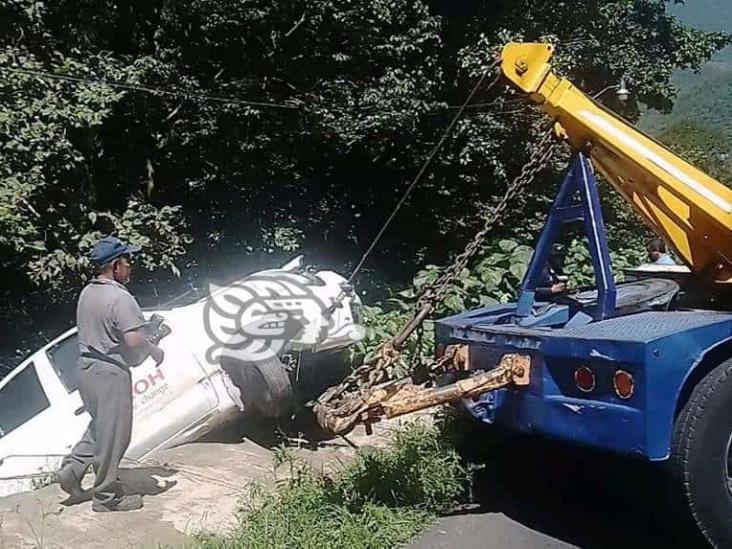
[436, 306, 732, 461]
[463, 388, 648, 458]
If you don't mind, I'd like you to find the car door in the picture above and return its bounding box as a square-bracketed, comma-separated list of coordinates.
[0, 358, 76, 496]
[118, 312, 221, 458]
[44, 329, 94, 447]
[45, 315, 220, 462]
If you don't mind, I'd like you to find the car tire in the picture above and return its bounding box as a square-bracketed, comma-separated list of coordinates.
[229, 356, 295, 419]
[670, 357, 732, 548]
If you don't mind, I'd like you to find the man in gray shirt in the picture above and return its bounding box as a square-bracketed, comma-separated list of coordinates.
[55, 236, 164, 512]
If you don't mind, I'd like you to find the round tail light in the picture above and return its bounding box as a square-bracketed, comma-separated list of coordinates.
[613, 370, 634, 400]
[574, 366, 596, 393]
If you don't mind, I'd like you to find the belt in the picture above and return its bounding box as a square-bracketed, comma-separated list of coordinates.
[80, 346, 129, 370]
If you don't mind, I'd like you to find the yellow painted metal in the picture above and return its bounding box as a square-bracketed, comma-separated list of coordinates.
[501, 42, 732, 283]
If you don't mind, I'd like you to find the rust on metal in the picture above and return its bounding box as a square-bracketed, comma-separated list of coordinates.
[446, 343, 471, 371]
[313, 128, 555, 435]
[316, 350, 532, 434]
[501, 353, 531, 386]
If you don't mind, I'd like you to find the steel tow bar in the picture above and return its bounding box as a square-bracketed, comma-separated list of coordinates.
[315, 347, 531, 434]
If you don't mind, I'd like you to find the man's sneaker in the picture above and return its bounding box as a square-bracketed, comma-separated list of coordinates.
[55, 466, 85, 500]
[92, 494, 143, 512]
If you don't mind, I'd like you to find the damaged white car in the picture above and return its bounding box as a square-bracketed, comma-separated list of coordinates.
[0, 256, 363, 497]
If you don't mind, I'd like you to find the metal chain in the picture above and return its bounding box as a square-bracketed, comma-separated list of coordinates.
[416, 128, 557, 311]
[315, 128, 557, 427]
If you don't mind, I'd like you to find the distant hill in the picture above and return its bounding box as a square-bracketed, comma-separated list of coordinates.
[643, 59, 732, 137]
[667, 0, 731, 68]
[641, 0, 732, 139]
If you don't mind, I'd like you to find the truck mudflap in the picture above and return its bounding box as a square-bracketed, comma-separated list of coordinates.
[315, 346, 531, 434]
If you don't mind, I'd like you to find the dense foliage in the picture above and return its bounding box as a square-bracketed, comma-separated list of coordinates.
[1, 0, 729, 370]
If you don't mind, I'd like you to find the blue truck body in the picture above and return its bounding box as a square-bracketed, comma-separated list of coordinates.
[436, 306, 732, 460]
[434, 153, 732, 461]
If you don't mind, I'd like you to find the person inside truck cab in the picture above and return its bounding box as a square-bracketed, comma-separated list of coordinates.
[647, 238, 676, 266]
[55, 236, 164, 512]
[536, 245, 568, 299]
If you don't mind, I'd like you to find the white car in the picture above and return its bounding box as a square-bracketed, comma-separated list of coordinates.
[0, 256, 363, 497]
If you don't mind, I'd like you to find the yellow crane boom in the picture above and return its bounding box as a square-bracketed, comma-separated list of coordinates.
[501, 42, 732, 283]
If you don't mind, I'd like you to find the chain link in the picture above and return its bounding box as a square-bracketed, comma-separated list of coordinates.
[416, 129, 556, 311]
[315, 102, 558, 432]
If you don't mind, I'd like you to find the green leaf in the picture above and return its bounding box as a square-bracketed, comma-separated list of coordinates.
[443, 294, 465, 312]
[479, 295, 499, 306]
[413, 269, 440, 289]
[480, 267, 503, 287]
[461, 276, 482, 290]
[509, 262, 527, 281]
[485, 252, 509, 266]
[511, 245, 533, 265]
[498, 239, 518, 252]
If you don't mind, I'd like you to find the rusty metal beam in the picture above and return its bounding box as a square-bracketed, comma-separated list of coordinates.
[316, 352, 531, 434]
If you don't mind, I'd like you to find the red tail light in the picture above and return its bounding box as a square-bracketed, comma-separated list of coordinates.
[613, 370, 634, 400]
[574, 366, 596, 393]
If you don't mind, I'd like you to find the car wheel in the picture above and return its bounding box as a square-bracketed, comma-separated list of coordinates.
[226, 356, 295, 418]
[670, 358, 732, 547]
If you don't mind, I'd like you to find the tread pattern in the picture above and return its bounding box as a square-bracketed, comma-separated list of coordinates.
[670, 358, 732, 548]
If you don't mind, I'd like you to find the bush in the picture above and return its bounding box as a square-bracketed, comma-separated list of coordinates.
[339, 422, 467, 514]
[196, 422, 467, 549]
[350, 235, 648, 376]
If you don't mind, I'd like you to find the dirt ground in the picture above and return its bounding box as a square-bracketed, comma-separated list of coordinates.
[0, 413, 427, 548]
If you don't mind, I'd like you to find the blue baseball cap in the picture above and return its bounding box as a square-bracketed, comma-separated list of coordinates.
[89, 236, 141, 265]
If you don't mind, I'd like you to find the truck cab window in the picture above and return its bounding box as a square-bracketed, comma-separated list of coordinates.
[47, 334, 80, 393]
[0, 364, 50, 438]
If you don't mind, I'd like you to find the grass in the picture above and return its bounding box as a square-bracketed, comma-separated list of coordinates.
[194, 421, 469, 549]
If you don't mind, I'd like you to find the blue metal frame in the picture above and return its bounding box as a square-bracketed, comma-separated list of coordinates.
[436, 304, 732, 460]
[516, 153, 616, 320]
[432, 152, 732, 461]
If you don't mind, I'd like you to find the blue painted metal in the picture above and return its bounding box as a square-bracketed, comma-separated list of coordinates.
[436, 305, 732, 459]
[515, 304, 569, 328]
[432, 153, 732, 462]
[516, 153, 616, 320]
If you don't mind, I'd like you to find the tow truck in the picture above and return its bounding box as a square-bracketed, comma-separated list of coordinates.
[316, 43, 732, 547]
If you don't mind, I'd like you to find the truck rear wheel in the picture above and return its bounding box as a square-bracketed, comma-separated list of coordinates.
[670, 358, 732, 547]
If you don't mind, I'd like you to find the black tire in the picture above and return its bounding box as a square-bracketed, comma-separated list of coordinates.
[670, 358, 732, 547]
[224, 356, 295, 418]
